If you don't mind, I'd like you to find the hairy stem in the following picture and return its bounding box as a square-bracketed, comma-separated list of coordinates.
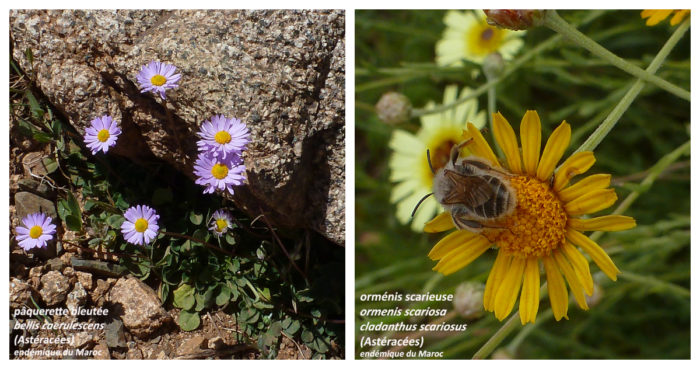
[544, 10, 690, 101]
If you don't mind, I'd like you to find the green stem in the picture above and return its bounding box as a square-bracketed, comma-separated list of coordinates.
[544, 10, 690, 101]
[412, 11, 607, 118]
[574, 17, 690, 154]
[589, 140, 689, 243]
[618, 271, 690, 298]
[613, 140, 690, 215]
[472, 313, 520, 359]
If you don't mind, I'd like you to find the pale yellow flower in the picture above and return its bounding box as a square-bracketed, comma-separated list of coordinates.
[436, 10, 525, 67]
[389, 86, 486, 232]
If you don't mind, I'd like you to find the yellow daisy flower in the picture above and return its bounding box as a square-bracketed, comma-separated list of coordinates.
[436, 10, 525, 67]
[641, 9, 689, 26]
[425, 110, 636, 324]
[389, 86, 486, 232]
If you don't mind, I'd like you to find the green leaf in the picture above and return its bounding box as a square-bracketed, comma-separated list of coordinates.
[215, 285, 231, 306]
[194, 286, 216, 312]
[152, 187, 173, 206]
[301, 328, 314, 343]
[106, 214, 124, 229]
[310, 309, 322, 319]
[41, 158, 58, 174]
[189, 211, 204, 225]
[25, 48, 34, 67]
[225, 233, 236, 246]
[173, 284, 196, 310]
[65, 215, 82, 232]
[32, 131, 53, 143]
[178, 310, 200, 331]
[282, 318, 301, 335]
[25, 90, 44, 119]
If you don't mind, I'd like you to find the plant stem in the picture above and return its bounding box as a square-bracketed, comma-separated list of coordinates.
[410, 10, 607, 118]
[544, 10, 690, 101]
[618, 271, 690, 298]
[574, 17, 690, 154]
[589, 140, 689, 243]
[472, 313, 520, 359]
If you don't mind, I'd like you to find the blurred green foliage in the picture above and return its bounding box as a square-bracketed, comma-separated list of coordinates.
[356, 10, 689, 359]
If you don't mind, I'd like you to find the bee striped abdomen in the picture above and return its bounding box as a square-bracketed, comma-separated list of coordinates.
[472, 175, 514, 219]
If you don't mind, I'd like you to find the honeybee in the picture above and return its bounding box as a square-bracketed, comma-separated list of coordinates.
[414, 139, 517, 233]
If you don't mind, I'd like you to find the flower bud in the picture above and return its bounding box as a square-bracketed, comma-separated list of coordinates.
[453, 282, 484, 319]
[483, 52, 505, 80]
[376, 92, 412, 125]
[585, 283, 604, 307]
[484, 9, 546, 31]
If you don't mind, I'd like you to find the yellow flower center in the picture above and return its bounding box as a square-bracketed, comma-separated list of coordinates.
[214, 131, 232, 145]
[134, 218, 149, 232]
[215, 219, 228, 232]
[467, 23, 505, 56]
[97, 129, 110, 142]
[150, 74, 167, 86]
[211, 163, 229, 179]
[483, 175, 567, 258]
[29, 225, 43, 239]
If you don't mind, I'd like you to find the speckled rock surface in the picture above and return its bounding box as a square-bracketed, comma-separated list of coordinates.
[10, 10, 345, 245]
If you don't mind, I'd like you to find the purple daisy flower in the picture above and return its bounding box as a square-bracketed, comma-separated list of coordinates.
[136, 61, 181, 100]
[196, 115, 250, 159]
[120, 205, 160, 246]
[83, 115, 121, 155]
[209, 209, 234, 236]
[193, 151, 246, 195]
[15, 212, 56, 251]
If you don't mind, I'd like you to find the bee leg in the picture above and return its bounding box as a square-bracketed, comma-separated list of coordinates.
[450, 138, 475, 164]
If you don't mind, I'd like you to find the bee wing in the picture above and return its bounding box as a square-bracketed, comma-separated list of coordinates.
[451, 212, 483, 231]
[443, 170, 494, 207]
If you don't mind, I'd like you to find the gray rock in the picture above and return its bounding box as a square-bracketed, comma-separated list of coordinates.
[10, 10, 345, 245]
[46, 257, 66, 272]
[66, 282, 88, 312]
[107, 277, 170, 338]
[105, 319, 126, 348]
[39, 270, 71, 306]
[14, 191, 57, 221]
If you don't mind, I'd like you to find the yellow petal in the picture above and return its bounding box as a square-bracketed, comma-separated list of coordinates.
[432, 236, 492, 275]
[536, 121, 571, 182]
[484, 250, 511, 312]
[492, 112, 522, 174]
[466, 122, 500, 167]
[670, 10, 689, 26]
[560, 242, 594, 296]
[494, 257, 526, 321]
[519, 257, 540, 324]
[568, 215, 637, 232]
[553, 151, 595, 192]
[558, 174, 611, 203]
[553, 250, 589, 310]
[428, 230, 479, 260]
[566, 229, 621, 281]
[564, 188, 617, 216]
[543, 255, 568, 321]
[645, 9, 673, 26]
[520, 110, 541, 176]
[424, 212, 455, 233]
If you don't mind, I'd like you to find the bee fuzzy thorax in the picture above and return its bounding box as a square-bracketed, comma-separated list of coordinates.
[432, 153, 517, 233]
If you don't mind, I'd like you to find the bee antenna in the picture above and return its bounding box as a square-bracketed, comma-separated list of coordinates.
[411, 193, 434, 218]
[426, 149, 435, 174]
